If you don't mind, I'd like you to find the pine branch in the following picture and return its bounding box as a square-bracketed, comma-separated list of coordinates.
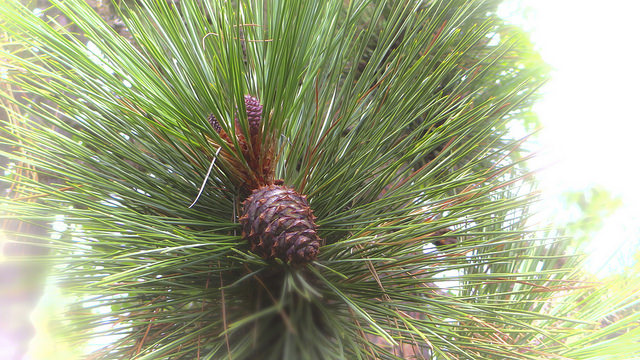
[1, 0, 637, 359]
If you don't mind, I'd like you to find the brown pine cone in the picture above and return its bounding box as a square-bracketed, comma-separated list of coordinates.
[239, 184, 320, 264]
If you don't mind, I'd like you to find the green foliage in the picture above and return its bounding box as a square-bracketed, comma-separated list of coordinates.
[562, 187, 623, 242]
[0, 0, 637, 359]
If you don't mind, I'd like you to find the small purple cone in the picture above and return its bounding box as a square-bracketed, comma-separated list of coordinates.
[244, 95, 262, 136]
[207, 95, 262, 136]
[207, 114, 222, 133]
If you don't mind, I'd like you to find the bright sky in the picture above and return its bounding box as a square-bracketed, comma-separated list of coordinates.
[498, 1, 640, 275]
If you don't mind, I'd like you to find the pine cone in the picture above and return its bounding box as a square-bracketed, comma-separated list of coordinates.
[207, 95, 262, 136]
[240, 184, 320, 264]
[244, 95, 262, 136]
[207, 114, 222, 133]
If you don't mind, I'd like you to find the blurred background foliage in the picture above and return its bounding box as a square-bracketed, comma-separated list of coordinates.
[562, 187, 622, 245]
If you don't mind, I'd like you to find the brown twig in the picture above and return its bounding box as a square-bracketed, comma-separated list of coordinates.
[135, 316, 157, 355]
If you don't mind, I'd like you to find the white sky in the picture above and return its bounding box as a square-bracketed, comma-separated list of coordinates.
[498, 1, 640, 275]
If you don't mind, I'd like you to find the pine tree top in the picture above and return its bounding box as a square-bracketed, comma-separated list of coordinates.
[1, 1, 638, 359]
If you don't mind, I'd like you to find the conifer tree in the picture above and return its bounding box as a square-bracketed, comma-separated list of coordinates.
[1, 1, 639, 359]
